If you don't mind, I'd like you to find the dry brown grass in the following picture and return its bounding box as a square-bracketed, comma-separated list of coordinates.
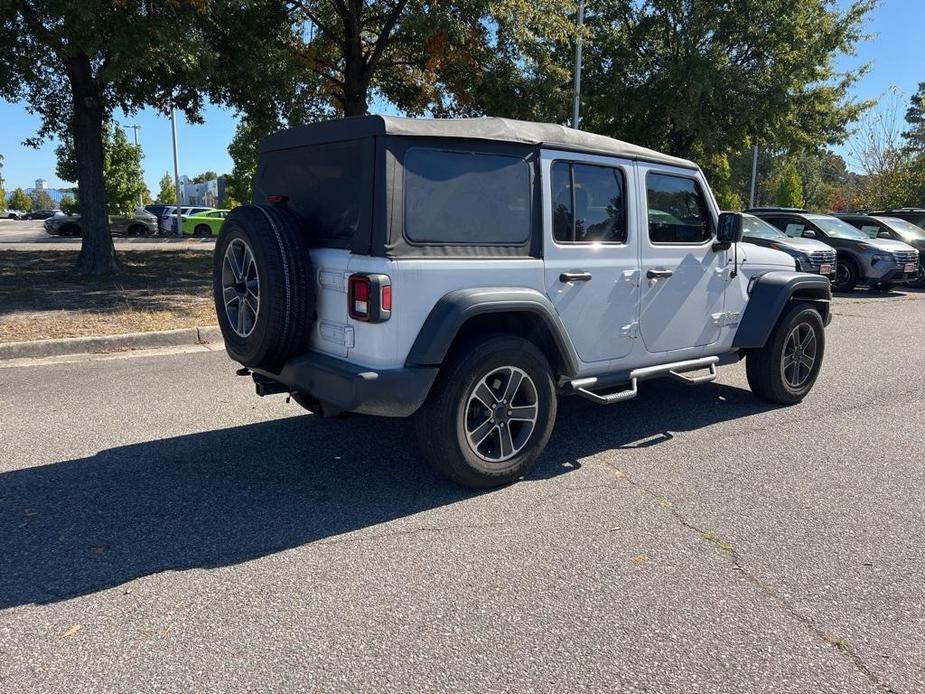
[0, 251, 217, 343]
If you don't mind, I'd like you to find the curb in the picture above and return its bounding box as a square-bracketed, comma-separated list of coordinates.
[0, 326, 223, 361]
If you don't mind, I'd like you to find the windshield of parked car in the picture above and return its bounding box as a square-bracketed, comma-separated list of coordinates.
[741, 214, 786, 240]
[876, 216, 925, 241]
[805, 215, 868, 240]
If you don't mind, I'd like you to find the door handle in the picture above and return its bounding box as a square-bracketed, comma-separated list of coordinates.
[560, 271, 593, 283]
[646, 269, 674, 280]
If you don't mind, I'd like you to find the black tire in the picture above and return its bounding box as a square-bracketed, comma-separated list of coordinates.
[908, 265, 925, 289]
[195, 224, 212, 237]
[61, 224, 82, 237]
[414, 335, 557, 489]
[212, 204, 315, 372]
[746, 301, 825, 405]
[833, 257, 858, 292]
[127, 224, 146, 237]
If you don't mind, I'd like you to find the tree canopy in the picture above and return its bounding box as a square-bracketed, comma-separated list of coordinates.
[0, 0, 289, 274]
[7, 187, 30, 211]
[156, 173, 176, 204]
[30, 188, 54, 210]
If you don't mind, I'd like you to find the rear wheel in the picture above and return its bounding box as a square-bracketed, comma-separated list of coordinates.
[127, 224, 147, 237]
[414, 335, 557, 489]
[195, 224, 212, 237]
[746, 302, 825, 405]
[213, 205, 315, 372]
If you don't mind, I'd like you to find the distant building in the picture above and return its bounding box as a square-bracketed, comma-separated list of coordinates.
[25, 178, 73, 206]
[179, 175, 227, 207]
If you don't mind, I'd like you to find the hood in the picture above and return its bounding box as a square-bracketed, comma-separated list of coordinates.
[739, 244, 797, 270]
[773, 237, 832, 253]
[862, 238, 918, 253]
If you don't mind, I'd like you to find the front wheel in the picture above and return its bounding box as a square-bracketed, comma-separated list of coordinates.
[833, 259, 858, 292]
[414, 336, 557, 489]
[746, 302, 825, 405]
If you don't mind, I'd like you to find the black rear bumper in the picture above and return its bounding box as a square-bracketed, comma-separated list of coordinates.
[253, 352, 438, 418]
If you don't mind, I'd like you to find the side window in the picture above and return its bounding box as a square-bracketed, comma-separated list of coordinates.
[782, 221, 807, 237]
[646, 173, 711, 244]
[859, 224, 881, 238]
[551, 161, 627, 244]
[404, 148, 531, 245]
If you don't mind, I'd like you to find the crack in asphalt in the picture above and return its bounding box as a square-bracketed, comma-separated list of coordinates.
[604, 461, 901, 694]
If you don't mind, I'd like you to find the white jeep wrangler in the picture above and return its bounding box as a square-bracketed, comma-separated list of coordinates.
[214, 116, 831, 488]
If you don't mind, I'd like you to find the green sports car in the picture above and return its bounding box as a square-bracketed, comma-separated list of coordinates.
[182, 209, 230, 236]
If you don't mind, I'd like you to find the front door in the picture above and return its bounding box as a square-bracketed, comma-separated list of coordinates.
[637, 166, 727, 354]
[542, 153, 640, 364]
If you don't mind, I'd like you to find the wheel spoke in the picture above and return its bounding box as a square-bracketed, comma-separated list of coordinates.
[799, 328, 815, 351]
[508, 404, 538, 422]
[498, 425, 515, 459]
[798, 354, 815, 369]
[501, 368, 524, 404]
[782, 354, 796, 369]
[223, 286, 238, 308]
[468, 418, 497, 447]
[237, 302, 247, 335]
[473, 383, 499, 409]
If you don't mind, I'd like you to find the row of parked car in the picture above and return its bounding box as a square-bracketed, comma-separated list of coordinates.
[741, 207, 925, 291]
[39, 204, 229, 238]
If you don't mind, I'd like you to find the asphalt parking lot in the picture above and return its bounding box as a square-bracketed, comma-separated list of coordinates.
[0, 219, 214, 250]
[1, 289, 923, 692]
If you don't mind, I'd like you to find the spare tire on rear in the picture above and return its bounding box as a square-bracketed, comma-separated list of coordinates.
[213, 204, 315, 372]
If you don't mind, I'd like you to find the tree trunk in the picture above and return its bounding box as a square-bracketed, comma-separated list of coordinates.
[66, 54, 119, 276]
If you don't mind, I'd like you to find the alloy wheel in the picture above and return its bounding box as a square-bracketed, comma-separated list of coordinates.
[221, 238, 260, 338]
[464, 366, 539, 463]
[781, 323, 817, 388]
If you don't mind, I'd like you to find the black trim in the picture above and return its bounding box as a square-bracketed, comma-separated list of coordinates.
[254, 352, 438, 418]
[733, 272, 831, 349]
[405, 287, 581, 377]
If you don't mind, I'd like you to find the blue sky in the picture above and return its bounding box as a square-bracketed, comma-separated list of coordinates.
[0, 0, 922, 194]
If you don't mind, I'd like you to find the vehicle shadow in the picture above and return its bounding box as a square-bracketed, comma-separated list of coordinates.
[0, 379, 773, 609]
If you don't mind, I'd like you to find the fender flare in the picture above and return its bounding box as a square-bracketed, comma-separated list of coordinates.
[405, 287, 581, 377]
[733, 271, 832, 349]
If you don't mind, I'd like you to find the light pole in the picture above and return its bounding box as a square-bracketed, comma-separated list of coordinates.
[571, 0, 585, 129]
[748, 143, 759, 208]
[171, 108, 182, 235]
[122, 123, 143, 206]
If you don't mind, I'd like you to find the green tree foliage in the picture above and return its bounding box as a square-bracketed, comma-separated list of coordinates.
[56, 123, 145, 215]
[0, 1, 288, 275]
[156, 173, 176, 204]
[30, 189, 54, 211]
[903, 82, 925, 154]
[774, 160, 805, 208]
[192, 171, 219, 184]
[275, 0, 576, 118]
[575, 0, 873, 161]
[59, 194, 78, 214]
[7, 187, 31, 211]
[225, 118, 275, 207]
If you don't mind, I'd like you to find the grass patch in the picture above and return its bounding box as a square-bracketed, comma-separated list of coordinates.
[0, 251, 216, 343]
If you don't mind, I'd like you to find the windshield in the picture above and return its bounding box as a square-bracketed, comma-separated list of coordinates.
[806, 215, 868, 240]
[742, 214, 786, 240]
[876, 216, 925, 241]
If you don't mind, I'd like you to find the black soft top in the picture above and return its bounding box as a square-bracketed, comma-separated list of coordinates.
[260, 115, 698, 170]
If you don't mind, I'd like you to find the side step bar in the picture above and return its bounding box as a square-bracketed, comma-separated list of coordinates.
[569, 356, 720, 405]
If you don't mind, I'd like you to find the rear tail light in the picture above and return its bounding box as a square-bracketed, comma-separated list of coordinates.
[348, 273, 391, 322]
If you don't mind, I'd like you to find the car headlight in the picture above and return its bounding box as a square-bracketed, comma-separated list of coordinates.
[870, 253, 893, 264]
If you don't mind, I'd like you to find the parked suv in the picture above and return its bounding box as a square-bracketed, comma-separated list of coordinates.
[740, 213, 836, 280]
[866, 208, 925, 228]
[44, 207, 158, 236]
[213, 116, 832, 488]
[748, 208, 918, 292]
[835, 213, 925, 288]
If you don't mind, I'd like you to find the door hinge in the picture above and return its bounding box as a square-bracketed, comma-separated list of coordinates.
[711, 311, 741, 327]
[621, 321, 640, 338]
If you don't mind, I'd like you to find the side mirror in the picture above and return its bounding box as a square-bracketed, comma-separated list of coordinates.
[716, 212, 744, 244]
[878, 230, 891, 239]
[802, 229, 816, 238]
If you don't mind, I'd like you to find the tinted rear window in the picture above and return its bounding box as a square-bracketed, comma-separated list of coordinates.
[255, 139, 374, 245]
[404, 149, 531, 245]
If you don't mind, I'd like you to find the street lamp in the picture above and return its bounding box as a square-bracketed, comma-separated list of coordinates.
[571, 0, 585, 129]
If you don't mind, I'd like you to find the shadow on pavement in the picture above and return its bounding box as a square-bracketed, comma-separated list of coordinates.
[0, 379, 774, 608]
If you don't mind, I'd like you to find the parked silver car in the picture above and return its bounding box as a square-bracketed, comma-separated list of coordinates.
[44, 207, 158, 237]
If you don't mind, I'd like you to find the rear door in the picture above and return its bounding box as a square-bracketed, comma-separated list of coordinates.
[637, 165, 726, 354]
[541, 151, 640, 363]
